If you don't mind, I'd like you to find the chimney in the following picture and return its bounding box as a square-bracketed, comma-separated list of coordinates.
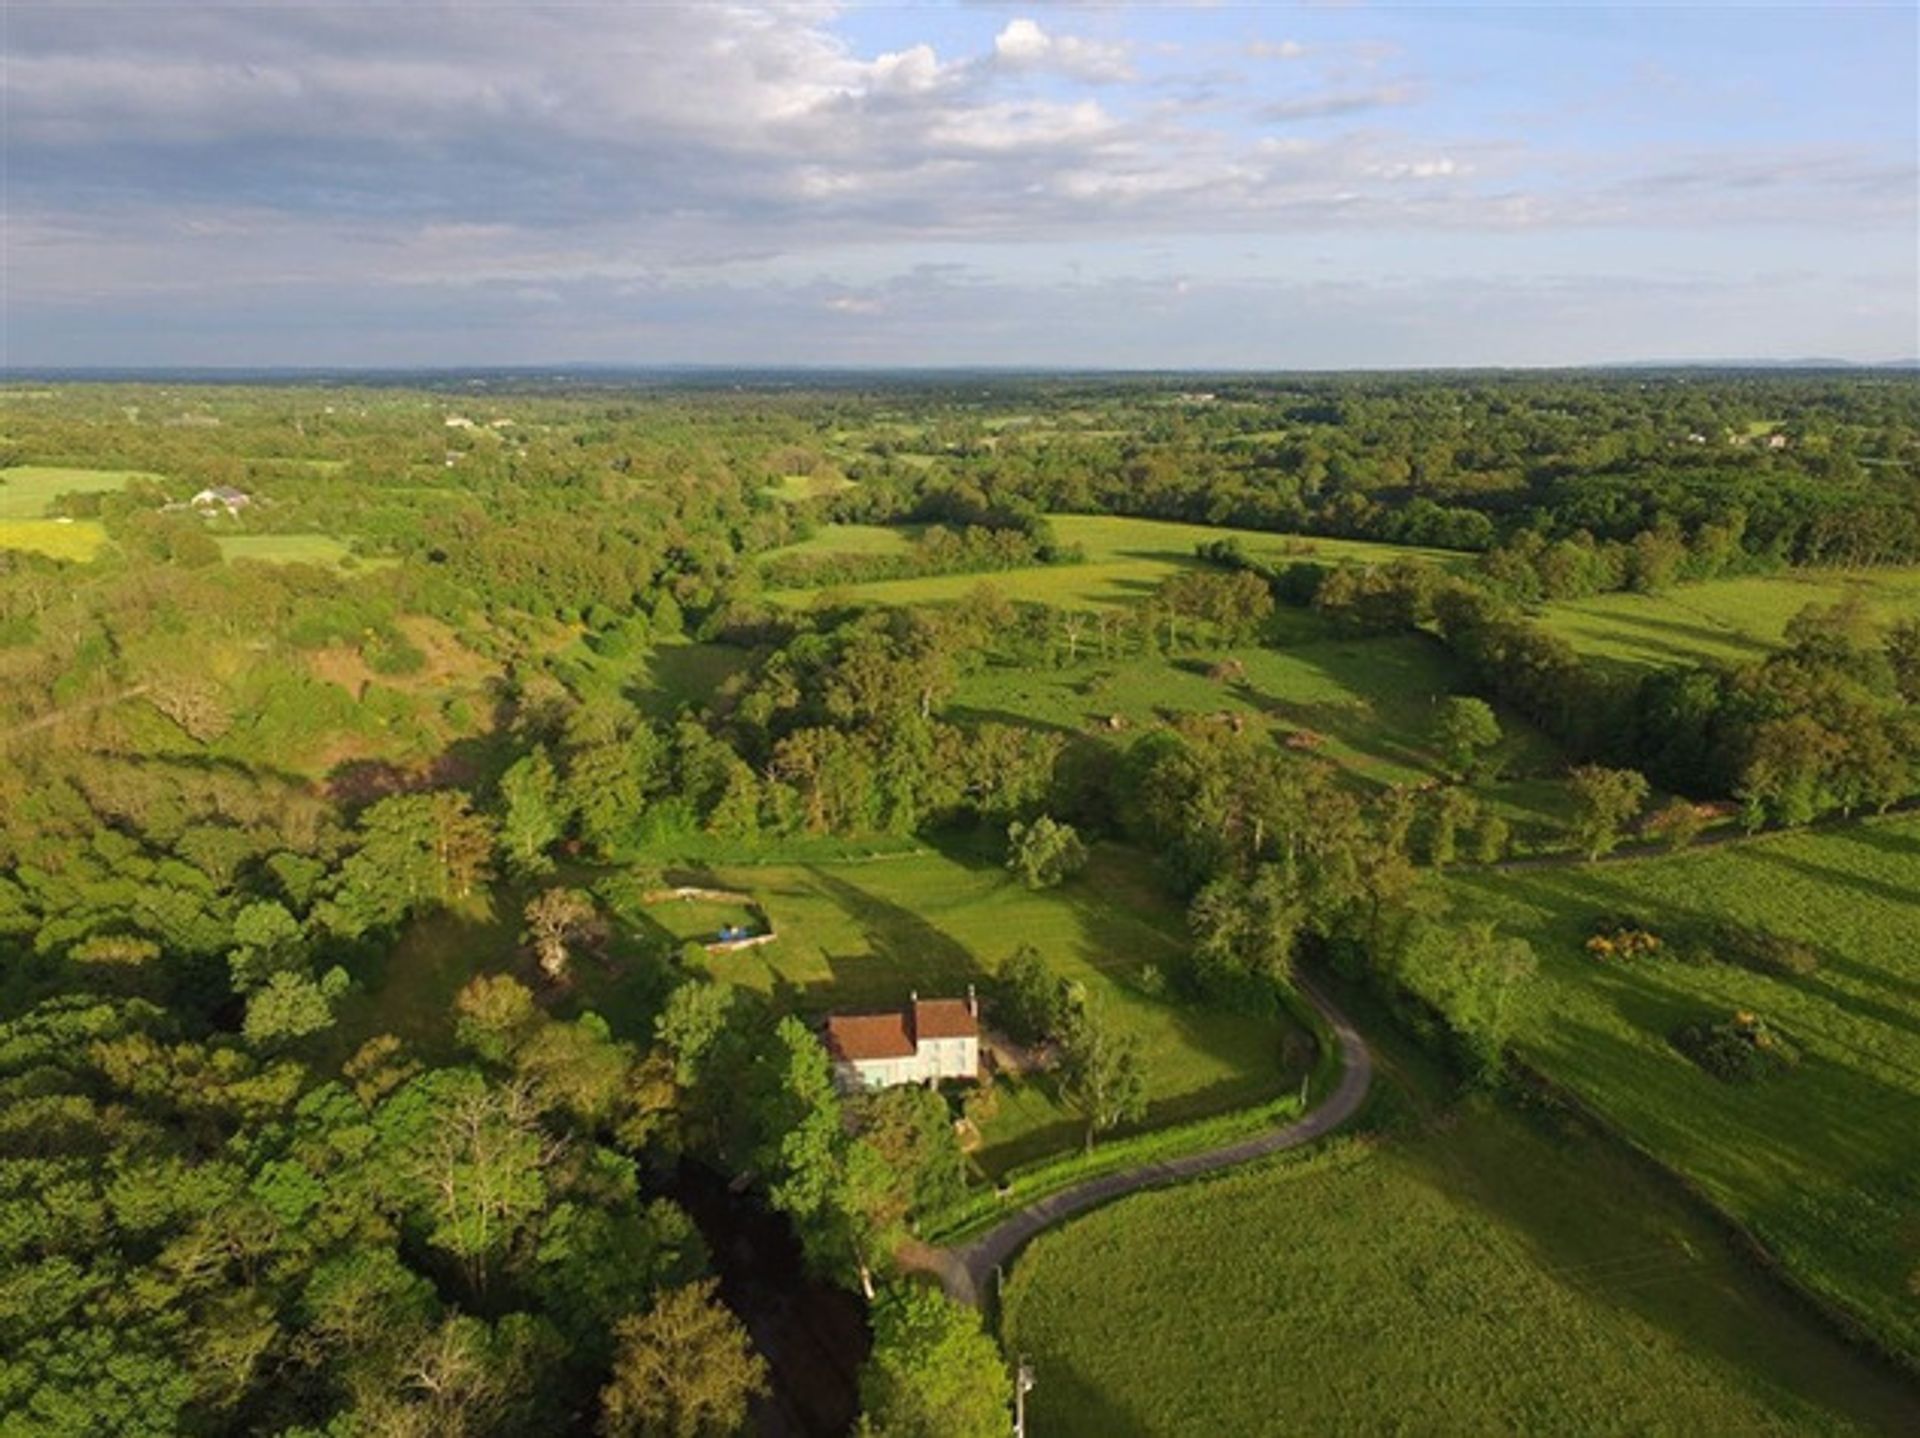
[967, 983, 978, 1018]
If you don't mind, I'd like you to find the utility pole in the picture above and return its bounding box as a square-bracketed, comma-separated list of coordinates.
[1013, 1356, 1035, 1438]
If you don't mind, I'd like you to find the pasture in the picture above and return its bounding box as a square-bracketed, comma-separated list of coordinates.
[1443, 816, 1920, 1359]
[217, 533, 379, 569]
[1001, 1106, 1918, 1435]
[645, 844, 1303, 1173]
[954, 631, 1566, 819]
[0, 463, 154, 518]
[1539, 568, 1920, 669]
[768, 514, 1459, 610]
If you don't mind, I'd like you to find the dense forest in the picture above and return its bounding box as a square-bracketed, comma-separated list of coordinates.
[2, 371, 1918, 1434]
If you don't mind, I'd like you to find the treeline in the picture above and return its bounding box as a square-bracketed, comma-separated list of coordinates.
[1296, 560, 1920, 827]
[760, 519, 1076, 590]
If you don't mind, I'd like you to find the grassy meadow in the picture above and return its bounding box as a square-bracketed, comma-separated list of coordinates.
[767, 513, 1460, 610]
[1443, 817, 1920, 1359]
[1001, 1106, 1918, 1436]
[1539, 568, 1920, 669]
[0, 464, 149, 559]
[953, 630, 1565, 811]
[0, 463, 153, 518]
[346, 841, 1303, 1178]
[658, 843, 1303, 1172]
[216, 533, 384, 569]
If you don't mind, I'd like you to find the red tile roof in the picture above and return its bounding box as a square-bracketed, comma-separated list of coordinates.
[825, 1012, 915, 1062]
[913, 998, 979, 1040]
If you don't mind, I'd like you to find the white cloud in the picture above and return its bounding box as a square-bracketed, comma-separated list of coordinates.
[992, 18, 1134, 82]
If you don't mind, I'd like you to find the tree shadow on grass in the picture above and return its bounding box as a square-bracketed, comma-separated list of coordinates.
[1385, 1072, 1920, 1433]
[1742, 844, 1920, 912]
[797, 866, 983, 1005]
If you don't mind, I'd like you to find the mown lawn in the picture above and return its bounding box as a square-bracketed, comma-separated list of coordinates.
[1002, 1107, 1919, 1436]
[1443, 817, 1920, 1359]
[658, 843, 1304, 1174]
[1539, 568, 1920, 670]
[768, 513, 1461, 611]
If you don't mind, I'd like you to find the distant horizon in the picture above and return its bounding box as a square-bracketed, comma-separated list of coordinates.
[6, 355, 1918, 383]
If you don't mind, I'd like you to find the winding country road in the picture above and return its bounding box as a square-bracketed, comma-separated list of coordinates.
[914, 980, 1373, 1308]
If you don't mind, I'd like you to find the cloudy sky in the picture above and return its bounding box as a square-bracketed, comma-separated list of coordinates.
[4, 1, 1915, 369]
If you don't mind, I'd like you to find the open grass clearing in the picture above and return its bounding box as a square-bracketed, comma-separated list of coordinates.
[646, 842, 1304, 1174]
[1443, 816, 1920, 1359]
[0, 464, 157, 518]
[769, 513, 1460, 611]
[761, 522, 916, 560]
[1001, 1102, 1917, 1436]
[342, 840, 1303, 1178]
[762, 472, 857, 503]
[218, 533, 390, 569]
[1539, 568, 1920, 670]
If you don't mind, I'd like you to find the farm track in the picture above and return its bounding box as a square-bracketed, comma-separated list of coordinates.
[908, 980, 1372, 1308]
[0, 684, 150, 747]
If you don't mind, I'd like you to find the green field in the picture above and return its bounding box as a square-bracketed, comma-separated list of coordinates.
[763, 472, 857, 503]
[1001, 1106, 1917, 1435]
[650, 844, 1301, 1173]
[0, 517, 108, 561]
[0, 464, 150, 558]
[348, 842, 1301, 1178]
[0, 463, 154, 519]
[1540, 568, 1920, 669]
[217, 533, 379, 568]
[770, 514, 1459, 610]
[1444, 817, 1920, 1358]
[954, 631, 1565, 813]
[763, 522, 916, 559]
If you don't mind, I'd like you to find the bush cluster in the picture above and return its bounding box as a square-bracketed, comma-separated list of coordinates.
[1671, 1010, 1801, 1082]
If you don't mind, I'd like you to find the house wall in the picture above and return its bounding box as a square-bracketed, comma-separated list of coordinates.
[836, 1037, 977, 1092]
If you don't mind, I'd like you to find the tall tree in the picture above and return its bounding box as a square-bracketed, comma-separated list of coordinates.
[599, 1280, 767, 1438]
[858, 1284, 1011, 1438]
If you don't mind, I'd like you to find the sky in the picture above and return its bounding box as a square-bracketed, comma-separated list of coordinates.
[4, 1, 1916, 370]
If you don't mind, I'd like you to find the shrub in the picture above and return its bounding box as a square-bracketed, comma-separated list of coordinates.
[1671, 1010, 1801, 1082]
[1708, 922, 1819, 977]
[1583, 915, 1662, 962]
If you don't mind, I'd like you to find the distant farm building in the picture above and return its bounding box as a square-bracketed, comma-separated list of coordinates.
[825, 989, 981, 1092]
[190, 486, 252, 514]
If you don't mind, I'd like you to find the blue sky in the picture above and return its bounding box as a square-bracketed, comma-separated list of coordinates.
[4, 1, 1914, 368]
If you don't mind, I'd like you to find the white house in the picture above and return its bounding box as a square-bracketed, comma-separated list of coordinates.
[825, 989, 980, 1092]
[190, 486, 252, 514]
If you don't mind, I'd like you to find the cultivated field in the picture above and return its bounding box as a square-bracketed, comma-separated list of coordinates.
[768, 514, 1459, 610]
[1540, 568, 1920, 669]
[1001, 1110, 1917, 1435]
[0, 518, 108, 561]
[1444, 817, 1920, 1359]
